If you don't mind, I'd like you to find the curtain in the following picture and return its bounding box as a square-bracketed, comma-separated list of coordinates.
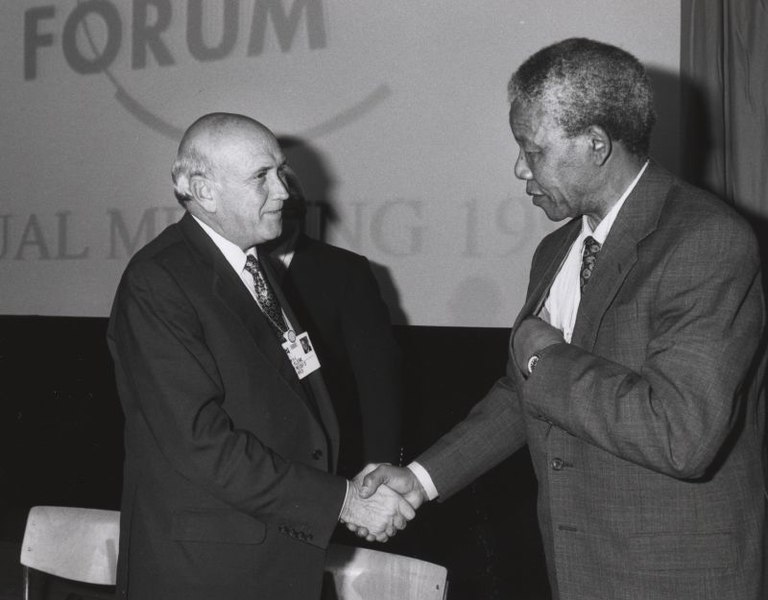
[680, 0, 768, 217]
[681, 1, 768, 545]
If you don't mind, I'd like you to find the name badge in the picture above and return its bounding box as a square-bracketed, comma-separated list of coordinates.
[281, 331, 321, 379]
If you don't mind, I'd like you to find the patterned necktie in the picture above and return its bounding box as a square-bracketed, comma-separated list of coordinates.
[580, 236, 602, 293]
[244, 255, 288, 337]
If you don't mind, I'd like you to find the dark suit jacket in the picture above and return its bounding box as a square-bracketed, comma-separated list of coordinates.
[274, 234, 403, 477]
[418, 163, 766, 599]
[107, 214, 347, 600]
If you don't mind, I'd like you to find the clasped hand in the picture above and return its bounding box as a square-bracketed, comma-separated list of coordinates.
[512, 314, 564, 374]
[339, 463, 428, 542]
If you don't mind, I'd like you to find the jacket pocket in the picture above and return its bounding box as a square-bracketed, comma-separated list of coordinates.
[171, 509, 267, 544]
[628, 531, 735, 572]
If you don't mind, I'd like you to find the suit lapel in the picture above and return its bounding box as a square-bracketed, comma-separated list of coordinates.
[178, 216, 317, 415]
[516, 222, 581, 329]
[571, 162, 673, 349]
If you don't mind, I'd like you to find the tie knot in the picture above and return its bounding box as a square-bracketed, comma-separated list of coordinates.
[583, 236, 601, 257]
[244, 254, 260, 275]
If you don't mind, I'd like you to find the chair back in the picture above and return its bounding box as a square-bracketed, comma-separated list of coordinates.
[20, 506, 120, 586]
[324, 544, 448, 600]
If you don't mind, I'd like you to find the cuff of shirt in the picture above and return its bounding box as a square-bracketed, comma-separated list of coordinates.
[338, 479, 350, 521]
[407, 461, 439, 501]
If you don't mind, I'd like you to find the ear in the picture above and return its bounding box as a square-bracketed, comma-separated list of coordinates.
[585, 125, 611, 166]
[190, 175, 216, 213]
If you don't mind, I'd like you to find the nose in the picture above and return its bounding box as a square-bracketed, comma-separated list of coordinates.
[271, 171, 290, 201]
[514, 149, 532, 181]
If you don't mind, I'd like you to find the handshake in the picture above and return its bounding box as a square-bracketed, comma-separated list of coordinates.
[338, 464, 428, 543]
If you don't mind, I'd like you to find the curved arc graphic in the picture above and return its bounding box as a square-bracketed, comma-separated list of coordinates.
[79, 5, 390, 142]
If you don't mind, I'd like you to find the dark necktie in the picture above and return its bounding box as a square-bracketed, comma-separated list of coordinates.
[580, 236, 602, 293]
[244, 255, 288, 337]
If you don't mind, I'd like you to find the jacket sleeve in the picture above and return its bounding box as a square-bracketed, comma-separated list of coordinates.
[107, 259, 346, 548]
[524, 214, 764, 479]
[417, 367, 528, 500]
[414, 241, 547, 499]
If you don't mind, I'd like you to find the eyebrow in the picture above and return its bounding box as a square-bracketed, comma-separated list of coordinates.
[513, 134, 536, 148]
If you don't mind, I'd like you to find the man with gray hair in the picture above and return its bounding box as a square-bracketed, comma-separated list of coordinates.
[108, 113, 414, 600]
[361, 38, 766, 598]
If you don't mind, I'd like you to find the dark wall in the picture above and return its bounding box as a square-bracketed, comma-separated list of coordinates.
[393, 325, 548, 599]
[0, 316, 547, 600]
[0, 317, 123, 540]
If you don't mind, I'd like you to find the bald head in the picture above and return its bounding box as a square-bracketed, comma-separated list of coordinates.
[172, 113, 276, 203]
[171, 112, 290, 249]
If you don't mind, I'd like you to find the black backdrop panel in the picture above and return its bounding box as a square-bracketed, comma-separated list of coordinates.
[0, 317, 547, 600]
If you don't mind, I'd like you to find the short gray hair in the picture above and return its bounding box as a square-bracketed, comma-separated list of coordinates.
[508, 38, 656, 157]
[171, 145, 213, 204]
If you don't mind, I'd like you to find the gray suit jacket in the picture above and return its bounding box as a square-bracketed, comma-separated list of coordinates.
[419, 163, 766, 599]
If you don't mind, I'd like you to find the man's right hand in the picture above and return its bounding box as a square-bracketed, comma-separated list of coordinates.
[339, 472, 415, 543]
[360, 464, 428, 510]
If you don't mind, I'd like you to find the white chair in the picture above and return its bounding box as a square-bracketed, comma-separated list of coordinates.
[324, 544, 448, 600]
[20, 506, 119, 599]
[19, 508, 449, 600]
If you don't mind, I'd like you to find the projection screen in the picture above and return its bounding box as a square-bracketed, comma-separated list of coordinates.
[0, 1, 680, 326]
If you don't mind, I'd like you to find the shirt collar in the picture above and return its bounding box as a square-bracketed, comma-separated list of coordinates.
[192, 215, 253, 273]
[582, 160, 649, 244]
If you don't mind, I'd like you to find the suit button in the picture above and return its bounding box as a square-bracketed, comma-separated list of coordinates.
[551, 458, 564, 471]
[312, 449, 324, 460]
